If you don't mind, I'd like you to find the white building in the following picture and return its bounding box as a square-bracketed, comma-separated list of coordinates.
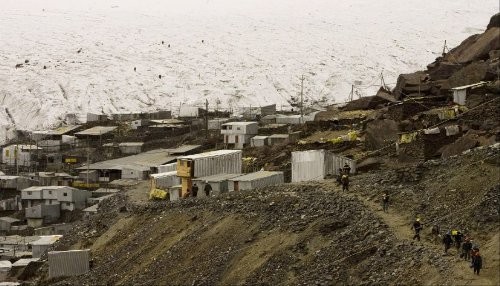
[2, 145, 42, 167]
[228, 171, 284, 191]
[291, 150, 356, 183]
[451, 81, 487, 105]
[21, 186, 90, 211]
[221, 122, 259, 149]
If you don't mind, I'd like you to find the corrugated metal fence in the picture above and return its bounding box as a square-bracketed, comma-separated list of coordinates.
[192, 152, 242, 178]
[48, 249, 90, 278]
[292, 150, 356, 183]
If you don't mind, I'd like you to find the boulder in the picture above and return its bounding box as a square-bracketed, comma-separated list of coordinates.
[356, 157, 383, 172]
[427, 62, 463, 80]
[447, 61, 489, 88]
[444, 27, 500, 63]
[440, 132, 479, 158]
[487, 12, 500, 30]
[393, 71, 429, 99]
[364, 119, 399, 150]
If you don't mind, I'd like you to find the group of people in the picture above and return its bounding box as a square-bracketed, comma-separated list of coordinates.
[411, 219, 483, 275]
[336, 163, 351, 192]
[183, 182, 212, 198]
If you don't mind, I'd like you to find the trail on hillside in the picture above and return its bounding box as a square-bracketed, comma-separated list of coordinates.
[333, 185, 496, 286]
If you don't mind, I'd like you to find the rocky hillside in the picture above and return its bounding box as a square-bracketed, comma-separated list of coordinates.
[17, 13, 500, 286]
[33, 143, 498, 286]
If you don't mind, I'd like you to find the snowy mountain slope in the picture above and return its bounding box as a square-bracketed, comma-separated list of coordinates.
[0, 0, 497, 142]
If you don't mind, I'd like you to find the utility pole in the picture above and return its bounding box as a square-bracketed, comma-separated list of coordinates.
[86, 136, 90, 188]
[300, 75, 304, 123]
[442, 40, 447, 57]
[205, 99, 209, 139]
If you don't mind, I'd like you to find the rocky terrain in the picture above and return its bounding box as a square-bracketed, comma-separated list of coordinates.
[32, 142, 498, 285]
[12, 12, 500, 286]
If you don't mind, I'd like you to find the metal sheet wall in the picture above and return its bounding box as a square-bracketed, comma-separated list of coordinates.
[325, 152, 356, 175]
[291, 150, 326, 182]
[239, 173, 284, 190]
[192, 152, 242, 178]
[48, 250, 90, 278]
[158, 163, 177, 173]
[152, 172, 181, 189]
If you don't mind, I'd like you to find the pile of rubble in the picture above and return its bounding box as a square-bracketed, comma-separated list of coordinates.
[33, 183, 462, 286]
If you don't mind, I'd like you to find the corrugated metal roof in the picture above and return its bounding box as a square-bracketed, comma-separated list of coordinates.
[164, 145, 202, 154]
[119, 142, 144, 147]
[229, 171, 283, 182]
[77, 149, 176, 171]
[32, 235, 62, 246]
[0, 217, 20, 223]
[222, 122, 258, 126]
[193, 173, 242, 182]
[150, 171, 177, 178]
[93, 188, 120, 193]
[12, 258, 39, 267]
[75, 126, 118, 136]
[83, 204, 98, 213]
[150, 124, 188, 128]
[22, 186, 75, 192]
[0, 175, 20, 180]
[5, 144, 42, 150]
[269, 134, 289, 139]
[45, 125, 82, 136]
[177, 150, 241, 160]
[450, 81, 487, 90]
[150, 119, 185, 124]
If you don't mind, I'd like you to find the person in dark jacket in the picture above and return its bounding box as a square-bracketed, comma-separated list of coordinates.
[192, 184, 199, 197]
[341, 175, 349, 192]
[452, 230, 463, 250]
[472, 253, 482, 275]
[382, 192, 390, 212]
[443, 232, 453, 254]
[343, 163, 351, 175]
[462, 238, 472, 261]
[411, 218, 423, 241]
[204, 182, 212, 197]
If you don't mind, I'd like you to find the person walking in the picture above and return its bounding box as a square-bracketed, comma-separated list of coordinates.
[341, 175, 349, 192]
[452, 230, 463, 251]
[411, 218, 423, 241]
[443, 232, 453, 254]
[192, 183, 199, 197]
[204, 181, 212, 197]
[472, 253, 482, 275]
[462, 238, 472, 261]
[343, 163, 351, 175]
[382, 192, 390, 212]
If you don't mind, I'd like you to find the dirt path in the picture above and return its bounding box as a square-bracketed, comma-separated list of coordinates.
[333, 186, 496, 286]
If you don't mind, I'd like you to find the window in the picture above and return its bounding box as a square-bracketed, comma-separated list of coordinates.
[63, 192, 68, 196]
[27, 191, 32, 195]
[236, 127, 241, 131]
[228, 126, 232, 130]
[66, 202, 70, 206]
[48, 191, 52, 194]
